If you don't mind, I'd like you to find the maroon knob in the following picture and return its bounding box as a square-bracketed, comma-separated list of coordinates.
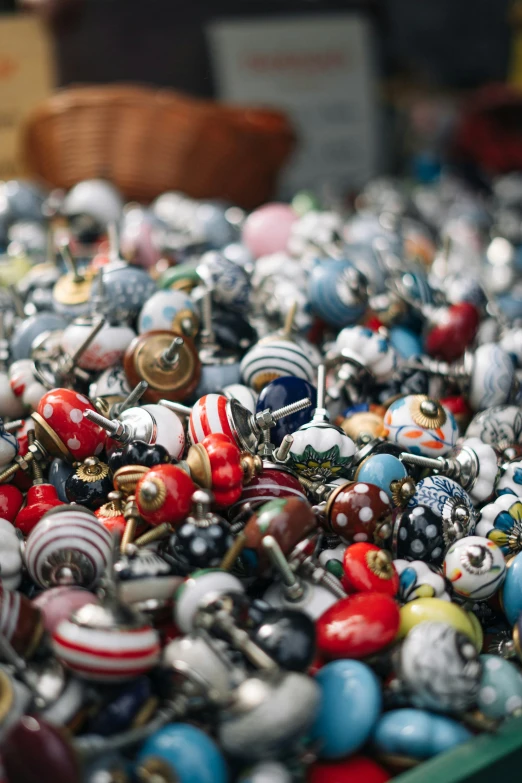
[1, 716, 81, 783]
[425, 303, 480, 362]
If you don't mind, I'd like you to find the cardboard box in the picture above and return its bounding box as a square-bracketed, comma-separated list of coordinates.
[0, 14, 54, 179]
[207, 12, 378, 198]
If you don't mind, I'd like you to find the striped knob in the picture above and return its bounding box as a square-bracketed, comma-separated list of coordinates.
[189, 394, 235, 445]
[240, 338, 315, 392]
[0, 583, 44, 659]
[52, 604, 160, 682]
[24, 506, 113, 589]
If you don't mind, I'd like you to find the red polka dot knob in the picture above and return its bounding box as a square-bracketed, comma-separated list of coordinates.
[36, 388, 107, 461]
[316, 592, 400, 659]
[342, 543, 399, 596]
[324, 481, 393, 545]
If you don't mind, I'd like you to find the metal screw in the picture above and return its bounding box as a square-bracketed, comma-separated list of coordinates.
[400, 452, 448, 471]
[262, 535, 304, 601]
[161, 336, 184, 367]
[61, 317, 106, 375]
[83, 409, 126, 440]
[274, 434, 294, 463]
[58, 240, 84, 284]
[158, 400, 193, 417]
[113, 381, 149, 416]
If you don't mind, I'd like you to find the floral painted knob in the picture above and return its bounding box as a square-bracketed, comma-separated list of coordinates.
[466, 404, 522, 447]
[477, 494, 522, 556]
[36, 389, 106, 461]
[394, 559, 450, 604]
[383, 395, 458, 457]
[443, 535, 506, 601]
[330, 325, 398, 384]
[24, 505, 113, 589]
[61, 319, 136, 372]
[496, 457, 522, 497]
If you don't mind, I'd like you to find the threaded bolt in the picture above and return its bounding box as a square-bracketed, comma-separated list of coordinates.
[263, 535, 304, 601]
[400, 452, 447, 471]
[0, 461, 24, 484]
[161, 336, 184, 366]
[114, 381, 148, 416]
[27, 432, 43, 485]
[135, 523, 172, 547]
[158, 400, 193, 417]
[274, 434, 293, 462]
[84, 409, 124, 439]
[271, 396, 311, 422]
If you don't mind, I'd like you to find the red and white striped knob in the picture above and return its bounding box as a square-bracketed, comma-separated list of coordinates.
[52, 604, 161, 682]
[24, 506, 113, 589]
[189, 394, 235, 445]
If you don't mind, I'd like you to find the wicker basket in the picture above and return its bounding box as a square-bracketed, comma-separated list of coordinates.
[22, 85, 296, 209]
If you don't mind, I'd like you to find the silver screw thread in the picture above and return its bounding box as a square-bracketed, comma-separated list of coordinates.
[62, 317, 106, 373]
[107, 222, 120, 264]
[400, 452, 446, 471]
[405, 356, 467, 379]
[316, 364, 326, 411]
[271, 396, 312, 423]
[83, 409, 121, 437]
[116, 381, 149, 415]
[320, 571, 347, 598]
[275, 434, 294, 462]
[3, 420, 22, 433]
[27, 432, 43, 485]
[8, 285, 25, 319]
[262, 535, 304, 599]
[161, 336, 184, 366]
[58, 240, 83, 283]
[200, 289, 215, 345]
[158, 399, 193, 416]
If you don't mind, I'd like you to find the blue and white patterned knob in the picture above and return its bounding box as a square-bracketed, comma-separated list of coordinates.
[408, 475, 476, 545]
[383, 395, 458, 457]
[466, 405, 522, 447]
[197, 251, 250, 314]
[308, 259, 368, 329]
[394, 559, 450, 603]
[496, 459, 522, 497]
[90, 261, 157, 322]
[331, 325, 397, 382]
[0, 419, 18, 469]
[138, 290, 198, 336]
[468, 344, 516, 411]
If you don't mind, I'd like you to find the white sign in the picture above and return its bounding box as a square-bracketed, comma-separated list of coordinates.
[207, 13, 378, 198]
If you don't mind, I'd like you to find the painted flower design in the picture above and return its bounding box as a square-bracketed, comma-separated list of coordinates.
[477, 495, 522, 556]
[288, 426, 355, 481]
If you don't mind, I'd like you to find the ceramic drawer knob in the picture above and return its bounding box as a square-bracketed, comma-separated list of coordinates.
[383, 394, 458, 457]
[443, 535, 506, 601]
[24, 506, 113, 589]
[477, 494, 522, 556]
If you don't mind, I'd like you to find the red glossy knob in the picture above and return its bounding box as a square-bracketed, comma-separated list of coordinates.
[201, 433, 243, 507]
[36, 388, 106, 461]
[15, 485, 65, 536]
[0, 485, 24, 523]
[440, 394, 472, 430]
[135, 464, 195, 527]
[342, 543, 399, 596]
[326, 481, 392, 544]
[316, 592, 400, 659]
[1, 716, 80, 783]
[425, 302, 480, 362]
[307, 756, 391, 783]
[94, 507, 126, 537]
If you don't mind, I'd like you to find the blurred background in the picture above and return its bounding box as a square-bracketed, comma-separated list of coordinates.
[0, 0, 520, 203]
